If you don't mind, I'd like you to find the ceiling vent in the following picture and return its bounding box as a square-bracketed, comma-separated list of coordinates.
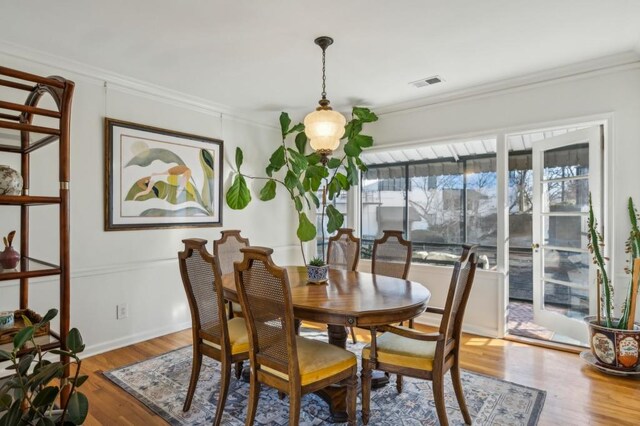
[409, 75, 444, 88]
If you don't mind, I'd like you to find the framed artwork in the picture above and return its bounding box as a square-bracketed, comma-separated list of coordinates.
[104, 118, 223, 230]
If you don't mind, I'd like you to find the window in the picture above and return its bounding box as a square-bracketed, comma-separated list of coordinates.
[361, 165, 406, 259]
[360, 145, 498, 268]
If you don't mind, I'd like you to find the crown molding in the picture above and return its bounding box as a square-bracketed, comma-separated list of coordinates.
[375, 50, 640, 117]
[0, 40, 278, 130]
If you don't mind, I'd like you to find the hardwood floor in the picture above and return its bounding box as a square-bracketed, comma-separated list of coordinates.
[81, 325, 640, 425]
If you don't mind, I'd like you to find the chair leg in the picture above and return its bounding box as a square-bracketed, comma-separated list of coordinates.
[213, 362, 231, 426]
[451, 363, 472, 425]
[361, 360, 372, 425]
[289, 391, 301, 426]
[347, 373, 357, 426]
[350, 327, 357, 344]
[245, 371, 260, 426]
[228, 301, 234, 319]
[183, 348, 202, 411]
[294, 319, 301, 336]
[234, 361, 243, 380]
[396, 374, 403, 393]
[432, 374, 449, 426]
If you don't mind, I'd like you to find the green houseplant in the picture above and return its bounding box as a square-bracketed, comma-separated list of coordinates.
[306, 257, 329, 284]
[0, 309, 88, 425]
[586, 194, 640, 371]
[226, 107, 378, 267]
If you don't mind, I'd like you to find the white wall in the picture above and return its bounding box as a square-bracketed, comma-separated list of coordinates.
[367, 62, 640, 336]
[0, 53, 299, 357]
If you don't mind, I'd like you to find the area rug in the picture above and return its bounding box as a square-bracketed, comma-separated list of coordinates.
[103, 331, 545, 425]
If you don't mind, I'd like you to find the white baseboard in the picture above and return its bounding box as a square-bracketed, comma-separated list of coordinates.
[81, 320, 191, 359]
[414, 315, 499, 339]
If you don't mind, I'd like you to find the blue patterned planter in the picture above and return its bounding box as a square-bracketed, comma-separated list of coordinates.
[307, 265, 328, 283]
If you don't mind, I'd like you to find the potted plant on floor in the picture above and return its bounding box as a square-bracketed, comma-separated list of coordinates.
[0, 309, 89, 424]
[586, 195, 640, 371]
[226, 108, 377, 280]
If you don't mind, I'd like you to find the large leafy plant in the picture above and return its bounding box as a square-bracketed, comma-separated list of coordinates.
[0, 309, 88, 425]
[588, 195, 640, 329]
[226, 107, 377, 263]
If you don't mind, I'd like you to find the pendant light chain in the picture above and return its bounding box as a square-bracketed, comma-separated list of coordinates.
[321, 46, 327, 100]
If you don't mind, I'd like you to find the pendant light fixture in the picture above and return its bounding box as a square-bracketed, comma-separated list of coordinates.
[304, 36, 347, 165]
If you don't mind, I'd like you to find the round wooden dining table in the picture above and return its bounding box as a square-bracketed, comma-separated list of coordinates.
[222, 266, 431, 422]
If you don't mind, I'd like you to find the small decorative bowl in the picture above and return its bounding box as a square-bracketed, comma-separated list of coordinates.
[0, 311, 14, 330]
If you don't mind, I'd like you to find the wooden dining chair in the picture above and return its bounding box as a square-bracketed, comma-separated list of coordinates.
[178, 239, 250, 426]
[372, 230, 412, 280]
[234, 246, 357, 426]
[327, 228, 360, 271]
[371, 230, 413, 387]
[361, 244, 478, 426]
[214, 230, 250, 319]
[327, 228, 361, 343]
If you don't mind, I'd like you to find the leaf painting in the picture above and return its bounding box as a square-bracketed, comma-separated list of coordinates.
[106, 119, 223, 230]
[125, 148, 185, 168]
[199, 150, 216, 214]
[124, 148, 215, 217]
[138, 207, 210, 217]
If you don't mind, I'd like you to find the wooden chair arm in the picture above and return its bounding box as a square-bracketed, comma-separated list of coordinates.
[376, 325, 444, 342]
[426, 307, 445, 315]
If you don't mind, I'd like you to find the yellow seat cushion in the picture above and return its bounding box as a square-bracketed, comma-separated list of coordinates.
[362, 329, 437, 371]
[202, 317, 249, 354]
[262, 336, 356, 386]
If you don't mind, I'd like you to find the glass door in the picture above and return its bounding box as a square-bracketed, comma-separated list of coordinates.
[532, 126, 602, 344]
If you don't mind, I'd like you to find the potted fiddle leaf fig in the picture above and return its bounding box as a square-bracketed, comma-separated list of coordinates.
[586, 195, 640, 371]
[226, 107, 377, 271]
[0, 308, 88, 425]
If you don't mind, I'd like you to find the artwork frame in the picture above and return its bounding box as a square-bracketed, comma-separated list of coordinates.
[104, 118, 223, 231]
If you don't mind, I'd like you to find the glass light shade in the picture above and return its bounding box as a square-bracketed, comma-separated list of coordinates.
[304, 109, 347, 152]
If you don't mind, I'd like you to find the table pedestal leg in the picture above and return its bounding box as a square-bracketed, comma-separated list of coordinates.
[310, 324, 349, 423]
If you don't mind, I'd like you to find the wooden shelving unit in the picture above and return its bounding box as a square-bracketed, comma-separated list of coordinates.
[0, 66, 74, 367]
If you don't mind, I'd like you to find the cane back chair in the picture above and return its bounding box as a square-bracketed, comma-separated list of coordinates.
[327, 228, 361, 343]
[214, 230, 250, 317]
[178, 239, 250, 426]
[327, 228, 360, 271]
[361, 244, 478, 426]
[234, 246, 357, 426]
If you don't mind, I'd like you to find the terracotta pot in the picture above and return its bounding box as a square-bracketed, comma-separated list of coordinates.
[585, 316, 640, 371]
[0, 246, 20, 269]
[0, 165, 23, 196]
[307, 265, 329, 283]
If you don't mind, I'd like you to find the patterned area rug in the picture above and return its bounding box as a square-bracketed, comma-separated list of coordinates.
[104, 331, 545, 425]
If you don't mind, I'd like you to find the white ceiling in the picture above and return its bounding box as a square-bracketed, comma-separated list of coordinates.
[1, 1, 640, 116]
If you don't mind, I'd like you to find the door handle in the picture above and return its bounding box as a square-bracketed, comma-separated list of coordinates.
[532, 243, 540, 250]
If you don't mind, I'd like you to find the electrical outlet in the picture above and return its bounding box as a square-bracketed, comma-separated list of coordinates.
[116, 303, 129, 320]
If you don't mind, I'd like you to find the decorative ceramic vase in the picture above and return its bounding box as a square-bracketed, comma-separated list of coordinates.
[0, 246, 20, 269]
[307, 265, 329, 284]
[0, 165, 23, 196]
[585, 316, 640, 371]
